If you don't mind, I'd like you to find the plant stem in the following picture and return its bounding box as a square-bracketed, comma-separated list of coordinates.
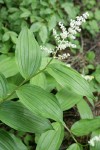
[62, 122, 78, 143]
[62, 122, 89, 147]
[3, 57, 54, 102]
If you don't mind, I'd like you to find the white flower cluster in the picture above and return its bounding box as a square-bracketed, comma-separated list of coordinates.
[53, 28, 76, 50]
[53, 12, 89, 51]
[40, 46, 54, 54]
[40, 12, 89, 55]
[58, 53, 70, 60]
[56, 39, 76, 51]
[81, 75, 94, 81]
[59, 12, 89, 40]
[88, 135, 100, 147]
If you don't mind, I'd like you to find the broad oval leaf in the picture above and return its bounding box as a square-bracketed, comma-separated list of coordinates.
[0, 101, 52, 133]
[77, 99, 93, 119]
[36, 122, 64, 150]
[0, 56, 18, 78]
[56, 88, 82, 111]
[48, 15, 56, 31]
[0, 73, 8, 100]
[30, 72, 47, 89]
[66, 143, 83, 150]
[71, 118, 100, 136]
[30, 22, 42, 32]
[16, 84, 63, 122]
[46, 63, 94, 102]
[0, 130, 27, 150]
[39, 25, 48, 43]
[16, 27, 41, 79]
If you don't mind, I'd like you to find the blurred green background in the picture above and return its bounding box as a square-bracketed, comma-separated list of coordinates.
[0, 0, 100, 54]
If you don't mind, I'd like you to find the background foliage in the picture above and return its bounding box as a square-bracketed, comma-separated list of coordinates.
[0, 0, 100, 53]
[0, 0, 100, 150]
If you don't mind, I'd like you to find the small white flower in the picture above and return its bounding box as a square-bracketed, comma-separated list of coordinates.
[62, 53, 70, 59]
[40, 46, 54, 54]
[76, 16, 82, 21]
[68, 34, 76, 39]
[81, 75, 94, 81]
[53, 29, 61, 42]
[94, 136, 100, 141]
[59, 22, 67, 33]
[68, 28, 76, 34]
[57, 43, 67, 50]
[88, 135, 100, 147]
[60, 32, 68, 39]
[83, 12, 89, 19]
[75, 21, 81, 26]
[75, 26, 81, 32]
[71, 44, 76, 48]
[58, 53, 70, 60]
[66, 64, 71, 67]
[70, 19, 76, 27]
[88, 139, 95, 147]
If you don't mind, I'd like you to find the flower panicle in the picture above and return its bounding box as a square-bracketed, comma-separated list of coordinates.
[53, 12, 89, 50]
[40, 12, 89, 57]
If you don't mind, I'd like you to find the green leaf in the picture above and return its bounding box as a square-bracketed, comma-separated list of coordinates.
[2, 31, 17, 43]
[0, 0, 4, 4]
[71, 118, 100, 136]
[7, 83, 17, 100]
[56, 88, 82, 111]
[46, 63, 94, 100]
[9, 133, 27, 150]
[8, 73, 24, 86]
[16, 84, 63, 122]
[36, 122, 64, 150]
[0, 130, 27, 150]
[39, 25, 48, 43]
[20, 11, 31, 18]
[67, 143, 83, 150]
[0, 42, 11, 54]
[0, 56, 18, 78]
[77, 99, 93, 119]
[86, 51, 95, 63]
[90, 129, 100, 150]
[2, 32, 10, 42]
[61, 2, 79, 19]
[88, 20, 99, 35]
[48, 15, 56, 31]
[16, 27, 41, 79]
[93, 68, 100, 83]
[49, 0, 56, 5]
[0, 101, 52, 133]
[9, 31, 18, 44]
[30, 22, 42, 32]
[95, 9, 100, 21]
[30, 72, 47, 89]
[40, 57, 63, 70]
[0, 73, 8, 100]
[46, 73, 57, 92]
[40, 1, 48, 6]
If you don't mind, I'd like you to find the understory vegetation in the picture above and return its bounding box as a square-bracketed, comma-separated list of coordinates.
[0, 0, 100, 150]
